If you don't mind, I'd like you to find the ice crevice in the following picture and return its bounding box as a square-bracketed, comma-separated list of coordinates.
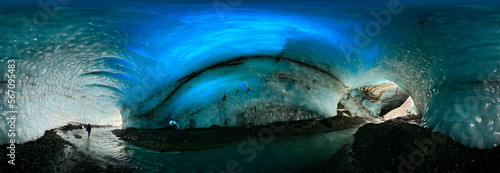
[0, 1, 499, 149]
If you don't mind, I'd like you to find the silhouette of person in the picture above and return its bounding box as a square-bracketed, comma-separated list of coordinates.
[86, 123, 92, 137]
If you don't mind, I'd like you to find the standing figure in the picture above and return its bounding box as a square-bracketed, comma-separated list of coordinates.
[86, 123, 92, 137]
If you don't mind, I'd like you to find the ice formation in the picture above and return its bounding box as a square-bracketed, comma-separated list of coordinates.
[0, 0, 499, 148]
[339, 83, 410, 118]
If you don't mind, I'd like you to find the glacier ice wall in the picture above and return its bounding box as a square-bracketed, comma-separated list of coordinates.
[0, 0, 499, 148]
[124, 57, 347, 129]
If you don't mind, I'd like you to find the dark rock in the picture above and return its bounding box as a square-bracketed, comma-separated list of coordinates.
[319, 116, 366, 130]
[130, 135, 138, 140]
[388, 114, 422, 124]
[209, 125, 221, 129]
[74, 134, 82, 139]
[351, 119, 500, 172]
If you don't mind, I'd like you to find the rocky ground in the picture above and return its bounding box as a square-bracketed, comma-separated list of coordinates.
[2, 115, 499, 173]
[112, 116, 369, 152]
[307, 115, 500, 173]
[0, 126, 135, 173]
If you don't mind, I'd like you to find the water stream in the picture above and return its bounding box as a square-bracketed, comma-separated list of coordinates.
[57, 127, 357, 172]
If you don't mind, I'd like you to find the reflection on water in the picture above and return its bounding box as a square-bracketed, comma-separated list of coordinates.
[85, 138, 90, 151]
[57, 127, 357, 172]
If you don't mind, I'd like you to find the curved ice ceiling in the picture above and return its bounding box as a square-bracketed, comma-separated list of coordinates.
[0, 0, 499, 148]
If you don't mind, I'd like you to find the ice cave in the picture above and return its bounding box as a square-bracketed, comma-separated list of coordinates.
[0, 0, 499, 172]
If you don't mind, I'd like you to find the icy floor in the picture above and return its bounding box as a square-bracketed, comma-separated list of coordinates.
[56, 127, 357, 172]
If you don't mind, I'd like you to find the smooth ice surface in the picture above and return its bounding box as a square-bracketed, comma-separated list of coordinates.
[0, 0, 499, 148]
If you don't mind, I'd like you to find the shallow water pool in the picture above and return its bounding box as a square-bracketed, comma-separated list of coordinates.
[57, 127, 357, 172]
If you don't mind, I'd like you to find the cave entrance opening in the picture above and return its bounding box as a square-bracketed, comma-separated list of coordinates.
[337, 82, 420, 122]
[98, 107, 123, 127]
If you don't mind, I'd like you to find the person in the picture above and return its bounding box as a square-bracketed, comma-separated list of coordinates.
[169, 120, 180, 130]
[86, 123, 92, 137]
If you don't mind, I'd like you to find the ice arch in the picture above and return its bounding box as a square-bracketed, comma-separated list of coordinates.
[0, 0, 499, 148]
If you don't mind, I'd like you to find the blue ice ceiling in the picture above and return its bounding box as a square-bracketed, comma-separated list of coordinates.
[0, 0, 499, 148]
